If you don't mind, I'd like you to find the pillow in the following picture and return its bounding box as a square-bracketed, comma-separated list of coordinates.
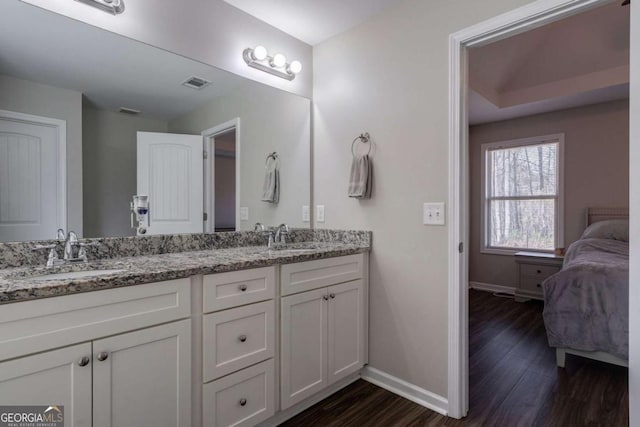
[581, 219, 629, 242]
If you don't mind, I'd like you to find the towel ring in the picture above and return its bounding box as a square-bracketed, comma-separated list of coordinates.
[351, 133, 371, 157]
[265, 152, 279, 168]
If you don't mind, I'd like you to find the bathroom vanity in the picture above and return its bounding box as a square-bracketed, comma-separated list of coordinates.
[0, 232, 370, 427]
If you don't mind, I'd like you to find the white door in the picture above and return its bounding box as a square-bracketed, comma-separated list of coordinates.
[92, 320, 191, 427]
[0, 343, 92, 427]
[0, 111, 66, 242]
[280, 288, 328, 410]
[137, 132, 203, 235]
[327, 279, 365, 385]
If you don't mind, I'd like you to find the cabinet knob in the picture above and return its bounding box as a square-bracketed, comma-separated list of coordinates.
[239, 284, 248, 292]
[96, 352, 109, 362]
[537, 284, 541, 288]
[537, 270, 542, 274]
[78, 356, 90, 367]
[329, 293, 336, 299]
[239, 398, 247, 406]
[323, 295, 329, 301]
[238, 335, 247, 343]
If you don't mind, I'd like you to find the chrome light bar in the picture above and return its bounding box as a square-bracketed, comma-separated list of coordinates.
[74, 0, 125, 15]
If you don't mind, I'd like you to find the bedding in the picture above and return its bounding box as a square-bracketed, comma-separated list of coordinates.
[542, 237, 629, 359]
[580, 219, 629, 242]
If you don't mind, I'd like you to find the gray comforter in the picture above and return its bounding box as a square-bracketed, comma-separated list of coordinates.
[542, 238, 629, 359]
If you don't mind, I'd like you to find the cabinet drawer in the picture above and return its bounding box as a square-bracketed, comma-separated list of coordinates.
[203, 267, 276, 313]
[281, 254, 365, 296]
[203, 359, 275, 427]
[520, 276, 546, 294]
[520, 264, 561, 279]
[203, 300, 275, 382]
[0, 278, 190, 362]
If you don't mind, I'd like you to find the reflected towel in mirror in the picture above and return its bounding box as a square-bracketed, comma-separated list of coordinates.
[262, 156, 280, 203]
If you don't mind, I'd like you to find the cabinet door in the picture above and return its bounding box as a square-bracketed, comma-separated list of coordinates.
[0, 343, 92, 427]
[327, 280, 365, 385]
[93, 320, 191, 427]
[280, 288, 328, 410]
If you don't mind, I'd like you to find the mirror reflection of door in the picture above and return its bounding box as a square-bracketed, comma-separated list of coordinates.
[211, 129, 236, 232]
[0, 110, 66, 243]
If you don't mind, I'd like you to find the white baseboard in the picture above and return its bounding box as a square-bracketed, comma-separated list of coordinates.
[469, 281, 515, 295]
[360, 366, 448, 416]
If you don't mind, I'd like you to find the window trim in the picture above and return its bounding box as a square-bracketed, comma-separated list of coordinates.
[480, 133, 565, 256]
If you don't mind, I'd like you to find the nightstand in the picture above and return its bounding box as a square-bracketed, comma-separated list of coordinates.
[514, 252, 564, 302]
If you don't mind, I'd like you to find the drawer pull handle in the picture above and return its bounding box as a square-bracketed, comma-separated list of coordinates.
[537, 270, 542, 274]
[239, 284, 248, 292]
[97, 352, 109, 362]
[330, 293, 336, 299]
[537, 284, 541, 288]
[323, 295, 329, 301]
[78, 356, 90, 367]
[238, 335, 247, 343]
[239, 398, 247, 406]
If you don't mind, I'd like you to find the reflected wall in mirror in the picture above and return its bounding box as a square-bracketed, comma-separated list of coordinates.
[0, 0, 311, 242]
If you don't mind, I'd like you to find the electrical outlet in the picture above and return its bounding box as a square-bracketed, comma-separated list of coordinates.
[316, 205, 325, 223]
[302, 205, 310, 222]
[423, 202, 445, 225]
[240, 207, 249, 221]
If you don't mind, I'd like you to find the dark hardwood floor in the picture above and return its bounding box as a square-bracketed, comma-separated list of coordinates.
[280, 289, 629, 426]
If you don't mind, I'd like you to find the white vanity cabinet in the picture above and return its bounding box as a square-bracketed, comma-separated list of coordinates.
[280, 255, 367, 411]
[202, 266, 277, 427]
[0, 343, 93, 426]
[0, 278, 192, 427]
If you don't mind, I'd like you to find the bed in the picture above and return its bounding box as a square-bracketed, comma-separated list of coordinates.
[542, 207, 629, 368]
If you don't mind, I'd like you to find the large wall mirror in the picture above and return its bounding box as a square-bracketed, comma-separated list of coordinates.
[0, 1, 311, 242]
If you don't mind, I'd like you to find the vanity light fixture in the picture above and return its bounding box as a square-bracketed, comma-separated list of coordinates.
[74, 0, 125, 15]
[243, 46, 302, 81]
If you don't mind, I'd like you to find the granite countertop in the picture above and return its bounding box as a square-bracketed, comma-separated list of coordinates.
[0, 241, 370, 304]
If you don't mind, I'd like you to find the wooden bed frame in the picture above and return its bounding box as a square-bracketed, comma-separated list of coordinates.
[555, 207, 629, 368]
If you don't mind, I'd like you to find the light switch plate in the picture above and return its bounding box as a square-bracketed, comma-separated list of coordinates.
[240, 207, 249, 221]
[423, 202, 445, 225]
[302, 205, 310, 222]
[316, 205, 325, 223]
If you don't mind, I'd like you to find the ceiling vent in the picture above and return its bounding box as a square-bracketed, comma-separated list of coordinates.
[182, 76, 211, 90]
[119, 107, 141, 115]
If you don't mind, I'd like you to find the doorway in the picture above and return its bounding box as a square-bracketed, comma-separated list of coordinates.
[202, 118, 240, 232]
[447, 0, 633, 419]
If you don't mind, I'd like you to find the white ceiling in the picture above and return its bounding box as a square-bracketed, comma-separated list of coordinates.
[469, 2, 629, 125]
[0, 1, 247, 120]
[223, 0, 403, 45]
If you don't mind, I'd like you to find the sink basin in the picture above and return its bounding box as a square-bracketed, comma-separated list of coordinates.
[28, 269, 126, 281]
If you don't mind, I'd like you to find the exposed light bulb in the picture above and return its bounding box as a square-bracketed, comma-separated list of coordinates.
[271, 53, 287, 68]
[288, 60, 302, 74]
[252, 45, 268, 61]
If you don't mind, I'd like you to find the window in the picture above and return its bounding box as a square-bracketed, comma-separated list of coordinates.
[481, 134, 564, 254]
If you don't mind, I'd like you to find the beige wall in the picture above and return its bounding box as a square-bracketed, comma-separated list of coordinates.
[313, 0, 535, 397]
[469, 100, 629, 288]
[169, 81, 311, 230]
[0, 74, 83, 236]
[83, 105, 168, 238]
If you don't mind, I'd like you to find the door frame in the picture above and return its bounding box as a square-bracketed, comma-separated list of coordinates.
[0, 109, 67, 234]
[447, 0, 619, 418]
[202, 118, 241, 232]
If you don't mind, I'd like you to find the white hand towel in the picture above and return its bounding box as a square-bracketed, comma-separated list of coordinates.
[348, 155, 372, 199]
[261, 158, 280, 203]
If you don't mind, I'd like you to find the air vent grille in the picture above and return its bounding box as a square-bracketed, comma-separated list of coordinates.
[182, 76, 211, 90]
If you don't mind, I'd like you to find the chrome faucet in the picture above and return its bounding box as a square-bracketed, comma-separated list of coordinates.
[64, 231, 79, 260]
[254, 222, 265, 232]
[255, 222, 275, 248]
[275, 223, 289, 243]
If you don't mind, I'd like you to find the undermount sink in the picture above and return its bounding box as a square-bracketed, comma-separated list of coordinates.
[28, 269, 126, 281]
[270, 248, 318, 254]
